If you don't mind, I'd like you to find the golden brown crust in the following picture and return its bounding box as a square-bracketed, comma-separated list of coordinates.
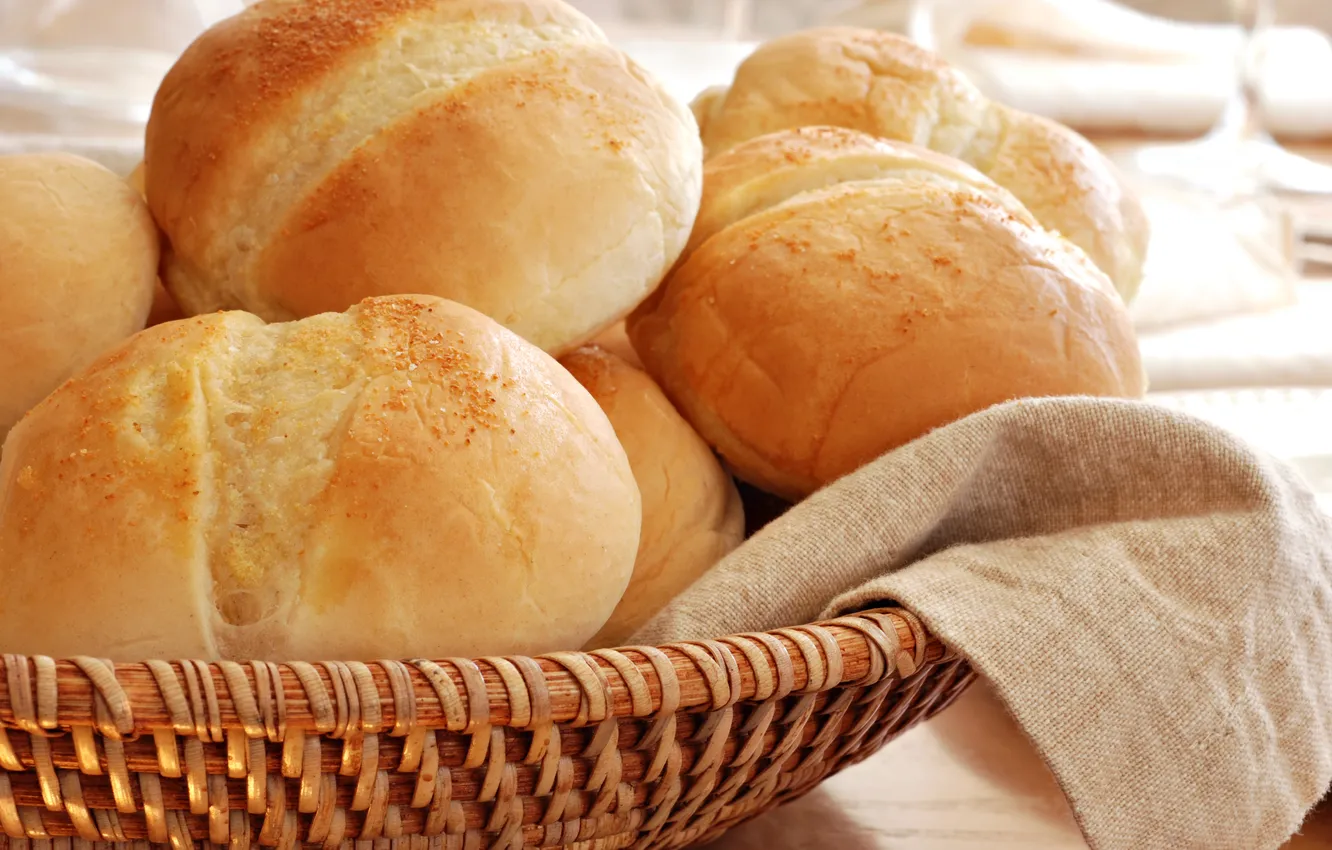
[256, 43, 698, 353]
[696, 27, 1148, 301]
[687, 125, 1027, 256]
[0, 153, 159, 442]
[561, 346, 743, 648]
[145, 0, 701, 355]
[146, 0, 537, 263]
[0, 295, 641, 661]
[628, 129, 1145, 501]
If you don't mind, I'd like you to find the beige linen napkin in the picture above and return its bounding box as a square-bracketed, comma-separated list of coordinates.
[633, 397, 1332, 850]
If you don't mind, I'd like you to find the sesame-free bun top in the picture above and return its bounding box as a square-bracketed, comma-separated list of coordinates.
[628, 127, 1145, 501]
[0, 153, 158, 443]
[561, 346, 743, 648]
[691, 27, 1148, 302]
[145, 0, 702, 356]
[0, 295, 641, 662]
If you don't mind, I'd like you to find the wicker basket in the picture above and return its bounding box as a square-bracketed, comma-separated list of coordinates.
[0, 608, 971, 849]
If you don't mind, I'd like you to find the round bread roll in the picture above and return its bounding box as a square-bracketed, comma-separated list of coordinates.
[0, 295, 641, 661]
[561, 346, 744, 648]
[690, 27, 1148, 302]
[0, 153, 158, 444]
[628, 127, 1146, 501]
[144, 0, 702, 356]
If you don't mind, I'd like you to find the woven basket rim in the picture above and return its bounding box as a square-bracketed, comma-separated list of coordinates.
[0, 608, 947, 739]
[0, 608, 971, 850]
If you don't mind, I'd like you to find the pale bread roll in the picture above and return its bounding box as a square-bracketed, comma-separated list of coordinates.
[145, 0, 702, 356]
[690, 27, 1148, 302]
[0, 295, 641, 661]
[0, 153, 158, 443]
[628, 127, 1145, 501]
[561, 346, 744, 648]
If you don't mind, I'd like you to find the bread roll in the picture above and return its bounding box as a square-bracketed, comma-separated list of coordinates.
[0, 295, 641, 661]
[561, 346, 743, 648]
[690, 84, 729, 137]
[0, 153, 158, 443]
[628, 127, 1145, 501]
[691, 28, 1148, 302]
[144, 0, 702, 356]
[589, 321, 643, 369]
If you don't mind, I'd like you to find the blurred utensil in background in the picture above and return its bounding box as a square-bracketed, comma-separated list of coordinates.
[1126, 0, 1332, 199]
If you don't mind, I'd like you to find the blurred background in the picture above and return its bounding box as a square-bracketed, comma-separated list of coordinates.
[2, 0, 1330, 508]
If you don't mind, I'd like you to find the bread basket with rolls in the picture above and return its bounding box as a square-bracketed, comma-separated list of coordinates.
[0, 1, 1148, 848]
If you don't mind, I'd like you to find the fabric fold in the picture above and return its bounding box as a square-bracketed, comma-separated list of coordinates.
[634, 397, 1332, 850]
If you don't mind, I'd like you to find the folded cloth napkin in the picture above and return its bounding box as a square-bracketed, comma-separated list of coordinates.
[632, 397, 1332, 850]
[1116, 174, 1300, 334]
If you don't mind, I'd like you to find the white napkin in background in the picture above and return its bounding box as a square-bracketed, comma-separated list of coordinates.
[1139, 284, 1332, 391]
[1111, 171, 1302, 332]
[833, 0, 1332, 140]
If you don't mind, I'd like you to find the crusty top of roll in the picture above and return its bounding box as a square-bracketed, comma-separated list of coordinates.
[0, 153, 158, 443]
[145, 0, 702, 356]
[0, 295, 640, 661]
[686, 124, 1031, 256]
[628, 127, 1145, 500]
[148, 0, 602, 253]
[561, 345, 743, 648]
[691, 27, 1148, 302]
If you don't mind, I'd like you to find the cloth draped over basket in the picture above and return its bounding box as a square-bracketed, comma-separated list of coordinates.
[634, 397, 1332, 850]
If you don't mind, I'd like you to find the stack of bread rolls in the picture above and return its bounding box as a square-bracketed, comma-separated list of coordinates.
[691, 27, 1149, 303]
[0, 0, 1146, 662]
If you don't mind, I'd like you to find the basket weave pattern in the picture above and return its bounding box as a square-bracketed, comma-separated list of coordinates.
[0, 609, 972, 849]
